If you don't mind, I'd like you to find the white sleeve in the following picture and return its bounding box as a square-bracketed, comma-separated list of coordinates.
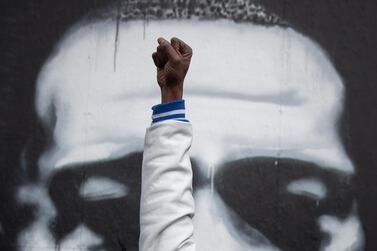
[139, 100, 196, 251]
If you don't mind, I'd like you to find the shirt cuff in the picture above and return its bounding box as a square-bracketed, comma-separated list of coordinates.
[151, 99, 189, 124]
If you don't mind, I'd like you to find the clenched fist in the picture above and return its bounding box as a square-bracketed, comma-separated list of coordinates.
[152, 37, 193, 103]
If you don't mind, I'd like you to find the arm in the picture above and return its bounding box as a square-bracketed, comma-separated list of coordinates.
[139, 100, 195, 251]
[139, 37, 195, 251]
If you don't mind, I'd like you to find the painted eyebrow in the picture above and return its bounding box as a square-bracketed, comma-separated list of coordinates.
[47, 152, 142, 198]
[54, 151, 143, 178]
[114, 88, 303, 106]
[213, 156, 354, 196]
[186, 88, 303, 106]
[216, 156, 352, 177]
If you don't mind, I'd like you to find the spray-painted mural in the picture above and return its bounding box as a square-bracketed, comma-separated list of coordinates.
[1, 1, 377, 251]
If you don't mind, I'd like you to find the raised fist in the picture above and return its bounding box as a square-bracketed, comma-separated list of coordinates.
[152, 37, 193, 103]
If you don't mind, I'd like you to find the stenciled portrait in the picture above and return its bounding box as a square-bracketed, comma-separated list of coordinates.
[1, 0, 376, 251]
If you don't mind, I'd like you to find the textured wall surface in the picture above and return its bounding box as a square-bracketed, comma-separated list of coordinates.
[1, 1, 376, 251]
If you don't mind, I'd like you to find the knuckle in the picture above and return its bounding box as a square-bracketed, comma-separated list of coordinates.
[173, 59, 184, 67]
[172, 58, 181, 64]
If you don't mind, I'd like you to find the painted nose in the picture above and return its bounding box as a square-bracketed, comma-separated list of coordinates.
[193, 188, 279, 251]
[57, 224, 105, 250]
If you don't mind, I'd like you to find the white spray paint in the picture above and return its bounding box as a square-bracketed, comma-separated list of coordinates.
[80, 177, 129, 201]
[18, 18, 364, 250]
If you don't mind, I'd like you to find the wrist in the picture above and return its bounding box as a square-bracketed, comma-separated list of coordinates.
[161, 85, 183, 103]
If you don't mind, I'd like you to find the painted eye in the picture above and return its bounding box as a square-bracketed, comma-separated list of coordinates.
[80, 177, 129, 201]
[286, 178, 327, 200]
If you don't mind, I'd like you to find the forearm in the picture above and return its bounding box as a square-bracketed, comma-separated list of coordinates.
[139, 100, 195, 251]
[160, 85, 183, 104]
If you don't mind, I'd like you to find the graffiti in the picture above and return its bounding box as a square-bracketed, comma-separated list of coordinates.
[1, 1, 376, 251]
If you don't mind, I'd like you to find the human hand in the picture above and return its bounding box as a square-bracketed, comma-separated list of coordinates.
[152, 37, 193, 103]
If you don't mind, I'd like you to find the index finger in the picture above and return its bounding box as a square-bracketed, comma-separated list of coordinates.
[157, 37, 181, 62]
[171, 37, 192, 56]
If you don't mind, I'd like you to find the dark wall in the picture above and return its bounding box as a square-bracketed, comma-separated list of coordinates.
[1, 0, 376, 250]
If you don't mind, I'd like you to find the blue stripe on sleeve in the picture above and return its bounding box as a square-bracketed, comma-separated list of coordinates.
[151, 99, 189, 124]
[152, 100, 185, 114]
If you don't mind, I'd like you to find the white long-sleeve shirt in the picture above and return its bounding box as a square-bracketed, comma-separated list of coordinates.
[139, 99, 196, 251]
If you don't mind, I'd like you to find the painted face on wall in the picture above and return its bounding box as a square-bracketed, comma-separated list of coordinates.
[16, 19, 364, 251]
